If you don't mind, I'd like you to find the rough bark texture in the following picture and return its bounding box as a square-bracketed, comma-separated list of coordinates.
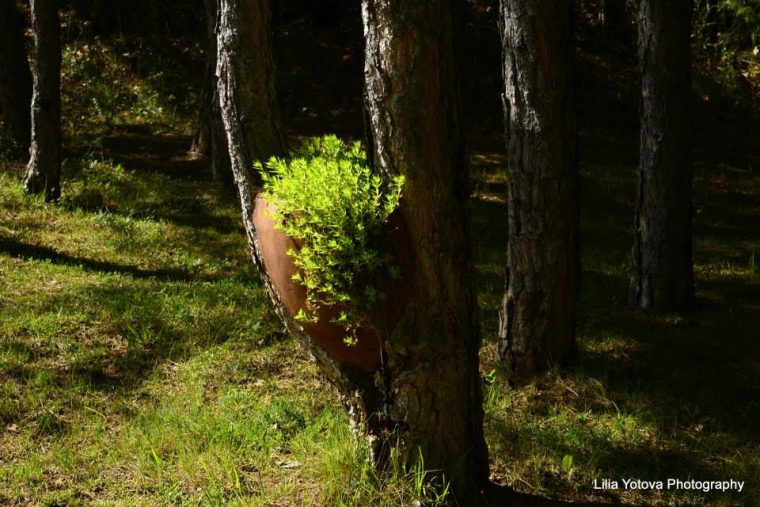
[23, 0, 61, 201]
[216, 0, 286, 174]
[218, 0, 487, 502]
[498, 0, 579, 379]
[362, 0, 489, 502]
[216, 4, 387, 493]
[630, 0, 694, 311]
[0, 0, 33, 152]
[192, 0, 233, 188]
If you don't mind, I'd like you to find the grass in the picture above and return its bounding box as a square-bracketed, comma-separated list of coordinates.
[2, 8, 759, 506]
[476, 125, 760, 505]
[2, 131, 757, 507]
[0, 162, 449, 506]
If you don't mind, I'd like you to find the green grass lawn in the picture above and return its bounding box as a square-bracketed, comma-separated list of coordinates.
[0, 139, 456, 505]
[2, 118, 758, 505]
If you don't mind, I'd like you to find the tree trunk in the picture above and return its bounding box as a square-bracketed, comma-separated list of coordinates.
[216, 4, 395, 501]
[630, 0, 694, 311]
[191, 0, 233, 188]
[23, 0, 61, 202]
[0, 0, 33, 153]
[498, 0, 579, 380]
[218, 0, 488, 502]
[216, 0, 286, 177]
[362, 0, 489, 502]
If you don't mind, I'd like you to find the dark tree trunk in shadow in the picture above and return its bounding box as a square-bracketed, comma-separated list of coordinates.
[23, 0, 60, 201]
[629, 0, 694, 311]
[0, 0, 33, 153]
[216, 0, 287, 173]
[362, 0, 489, 502]
[192, 0, 233, 188]
[498, 0, 579, 380]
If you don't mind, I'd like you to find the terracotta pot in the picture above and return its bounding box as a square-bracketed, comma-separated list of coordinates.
[252, 194, 411, 371]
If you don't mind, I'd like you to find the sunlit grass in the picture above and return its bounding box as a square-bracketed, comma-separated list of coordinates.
[0, 154, 455, 505]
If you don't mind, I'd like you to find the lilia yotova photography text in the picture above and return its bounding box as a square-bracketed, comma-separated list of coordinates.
[594, 478, 746, 494]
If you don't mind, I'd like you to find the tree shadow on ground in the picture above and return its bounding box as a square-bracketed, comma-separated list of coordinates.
[484, 482, 611, 506]
[0, 236, 218, 283]
[0, 278, 282, 397]
[79, 126, 207, 181]
[579, 269, 760, 435]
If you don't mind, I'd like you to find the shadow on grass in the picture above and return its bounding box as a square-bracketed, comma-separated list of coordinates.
[576, 269, 760, 439]
[484, 483, 611, 506]
[0, 278, 282, 396]
[61, 132, 245, 235]
[0, 236, 218, 283]
[66, 127, 208, 181]
[100, 131, 206, 180]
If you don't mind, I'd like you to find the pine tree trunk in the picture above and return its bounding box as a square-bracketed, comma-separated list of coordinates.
[192, 0, 233, 188]
[216, 0, 286, 176]
[498, 0, 579, 379]
[0, 0, 33, 153]
[23, 0, 61, 201]
[216, 4, 395, 499]
[216, 0, 287, 268]
[630, 0, 694, 311]
[362, 0, 489, 502]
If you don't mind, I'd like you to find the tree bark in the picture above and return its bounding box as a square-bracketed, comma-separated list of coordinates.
[498, 0, 579, 379]
[218, 0, 488, 502]
[0, 0, 33, 153]
[216, 5, 392, 500]
[630, 0, 694, 311]
[23, 0, 61, 202]
[192, 0, 233, 188]
[216, 0, 286, 176]
[362, 0, 489, 502]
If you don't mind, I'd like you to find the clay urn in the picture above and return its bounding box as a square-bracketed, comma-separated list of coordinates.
[252, 194, 411, 372]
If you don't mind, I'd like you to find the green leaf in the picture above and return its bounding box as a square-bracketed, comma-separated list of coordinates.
[561, 454, 574, 475]
[255, 134, 404, 347]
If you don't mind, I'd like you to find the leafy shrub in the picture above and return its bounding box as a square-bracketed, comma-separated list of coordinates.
[256, 135, 405, 345]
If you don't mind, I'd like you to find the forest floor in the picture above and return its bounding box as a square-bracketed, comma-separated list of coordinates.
[1, 3, 759, 506]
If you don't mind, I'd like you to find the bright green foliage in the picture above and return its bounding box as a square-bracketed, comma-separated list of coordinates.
[256, 135, 405, 345]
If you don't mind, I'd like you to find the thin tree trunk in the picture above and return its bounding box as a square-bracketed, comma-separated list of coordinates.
[216, 0, 286, 175]
[192, 0, 233, 188]
[0, 0, 33, 153]
[630, 0, 694, 311]
[23, 0, 60, 201]
[498, 0, 579, 379]
[216, 4, 391, 498]
[362, 0, 489, 502]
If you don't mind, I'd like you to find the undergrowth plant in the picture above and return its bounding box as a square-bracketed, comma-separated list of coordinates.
[256, 135, 405, 345]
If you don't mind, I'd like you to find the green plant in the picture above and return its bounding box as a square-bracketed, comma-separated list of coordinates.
[409, 448, 450, 505]
[257, 135, 404, 345]
[561, 454, 574, 478]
